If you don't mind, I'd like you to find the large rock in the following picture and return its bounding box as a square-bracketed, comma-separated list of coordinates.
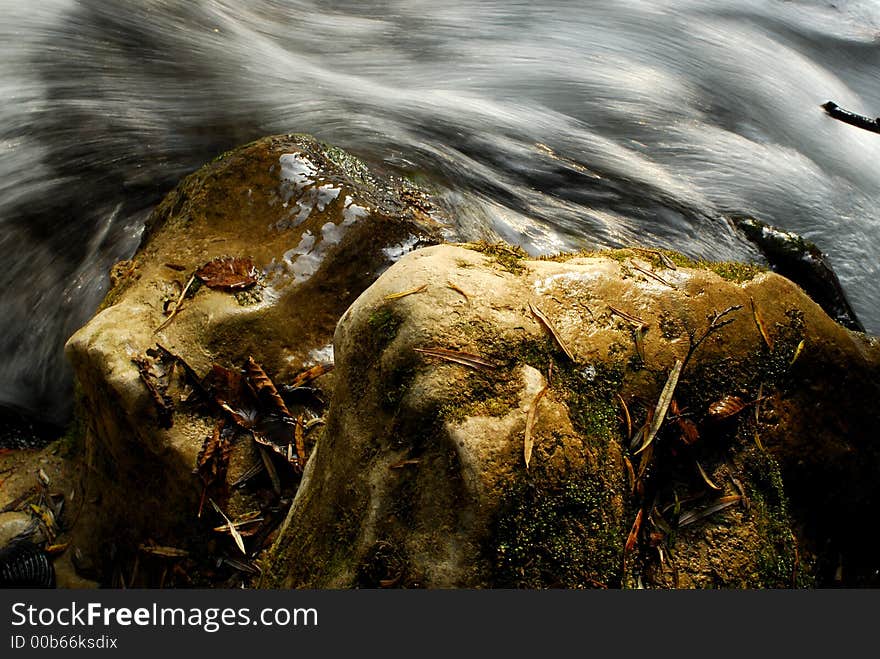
[266, 244, 880, 588]
[63, 135, 442, 581]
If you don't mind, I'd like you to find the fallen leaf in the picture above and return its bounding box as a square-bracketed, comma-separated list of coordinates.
[790, 339, 805, 366]
[678, 495, 742, 527]
[708, 395, 748, 421]
[696, 461, 723, 491]
[195, 420, 233, 492]
[384, 284, 428, 301]
[257, 445, 282, 496]
[750, 297, 773, 350]
[617, 393, 632, 438]
[195, 256, 258, 290]
[131, 354, 174, 428]
[210, 499, 246, 555]
[630, 260, 674, 288]
[44, 543, 69, 556]
[289, 363, 334, 389]
[622, 454, 636, 494]
[390, 458, 421, 469]
[634, 359, 683, 454]
[414, 347, 496, 370]
[625, 509, 643, 554]
[524, 385, 549, 469]
[446, 280, 470, 303]
[246, 357, 291, 417]
[607, 304, 647, 329]
[294, 414, 306, 473]
[529, 303, 575, 361]
[139, 544, 189, 559]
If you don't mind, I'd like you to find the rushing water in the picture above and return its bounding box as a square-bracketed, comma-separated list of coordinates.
[2, 0, 880, 422]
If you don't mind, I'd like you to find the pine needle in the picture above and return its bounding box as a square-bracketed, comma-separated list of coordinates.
[529, 303, 575, 360]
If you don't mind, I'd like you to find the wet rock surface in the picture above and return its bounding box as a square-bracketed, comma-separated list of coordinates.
[266, 244, 879, 588]
[56, 134, 443, 584]
[6, 133, 878, 589]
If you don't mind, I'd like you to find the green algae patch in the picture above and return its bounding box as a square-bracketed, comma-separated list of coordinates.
[541, 246, 766, 283]
[464, 241, 529, 275]
[438, 369, 522, 423]
[493, 474, 627, 588]
[367, 306, 404, 352]
[742, 449, 815, 588]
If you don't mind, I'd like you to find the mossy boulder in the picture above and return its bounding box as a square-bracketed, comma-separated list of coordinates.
[266, 244, 880, 588]
[63, 134, 443, 580]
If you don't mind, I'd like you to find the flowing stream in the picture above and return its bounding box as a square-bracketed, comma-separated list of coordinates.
[2, 0, 880, 423]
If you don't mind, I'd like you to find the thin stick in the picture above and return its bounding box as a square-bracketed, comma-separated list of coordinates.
[155, 274, 196, 333]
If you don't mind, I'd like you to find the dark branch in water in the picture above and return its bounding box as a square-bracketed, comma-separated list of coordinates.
[821, 101, 880, 134]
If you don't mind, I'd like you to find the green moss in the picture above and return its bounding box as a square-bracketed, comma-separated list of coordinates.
[367, 306, 404, 351]
[321, 143, 375, 187]
[439, 370, 521, 423]
[701, 261, 765, 283]
[465, 241, 529, 275]
[493, 475, 627, 588]
[557, 362, 625, 444]
[541, 247, 766, 282]
[743, 450, 815, 588]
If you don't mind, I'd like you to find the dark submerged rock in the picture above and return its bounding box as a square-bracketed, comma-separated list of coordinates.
[733, 217, 864, 332]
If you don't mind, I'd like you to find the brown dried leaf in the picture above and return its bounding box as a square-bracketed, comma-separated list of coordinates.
[607, 304, 647, 329]
[203, 364, 243, 408]
[132, 355, 174, 428]
[446, 280, 470, 303]
[414, 347, 496, 370]
[625, 509, 644, 554]
[630, 260, 674, 288]
[678, 418, 700, 445]
[750, 297, 773, 350]
[195, 420, 232, 490]
[390, 458, 421, 469]
[632, 325, 647, 363]
[289, 363, 334, 389]
[708, 395, 747, 421]
[529, 303, 575, 361]
[658, 252, 677, 270]
[294, 414, 306, 473]
[212, 514, 263, 533]
[617, 393, 632, 438]
[524, 385, 549, 469]
[195, 256, 257, 291]
[622, 454, 636, 494]
[44, 543, 69, 556]
[637, 441, 654, 479]
[246, 357, 291, 418]
[139, 544, 189, 559]
[730, 475, 750, 511]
